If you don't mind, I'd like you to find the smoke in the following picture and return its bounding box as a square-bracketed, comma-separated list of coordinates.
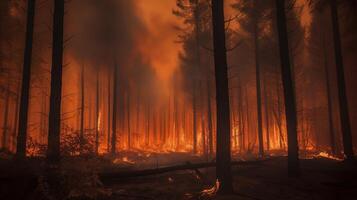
[69, 0, 145, 66]
[67, 0, 165, 101]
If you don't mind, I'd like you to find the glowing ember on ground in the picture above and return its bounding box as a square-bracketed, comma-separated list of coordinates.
[316, 152, 343, 161]
[200, 179, 220, 198]
[113, 157, 136, 165]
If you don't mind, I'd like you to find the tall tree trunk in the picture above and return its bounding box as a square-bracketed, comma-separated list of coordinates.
[192, 88, 197, 153]
[206, 79, 213, 156]
[330, 0, 354, 160]
[200, 81, 206, 155]
[111, 62, 118, 155]
[211, 0, 233, 193]
[16, 0, 36, 158]
[174, 79, 179, 149]
[192, 1, 201, 154]
[79, 62, 85, 153]
[253, 9, 264, 157]
[95, 69, 100, 155]
[275, 0, 299, 175]
[322, 34, 336, 155]
[136, 89, 140, 145]
[107, 73, 111, 152]
[264, 75, 270, 152]
[2, 81, 10, 150]
[127, 91, 131, 150]
[13, 84, 21, 151]
[40, 92, 46, 142]
[245, 86, 250, 151]
[146, 101, 150, 145]
[47, 0, 64, 162]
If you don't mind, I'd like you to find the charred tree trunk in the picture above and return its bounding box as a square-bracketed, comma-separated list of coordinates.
[200, 81, 206, 155]
[40, 92, 47, 143]
[136, 89, 140, 144]
[79, 62, 85, 153]
[245, 86, 251, 151]
[322, 35, 336, 155]
[146, 100, 150, 145]
[264, 76, 270, 152]
[111, 62, 118, 155]
[192, 88, 197, 153]
[107, 70, 111, 152]
[330, 0, 354, 160]
[275, 0, 299, 175]
[2, 81, 10, 150]
[237, 77, 244, 152]
[192, 2, 201, 154]
[13, 85, 21, 150]
[47, 0, 64, 162]
[174, 79, 179, 149]
[211, 0, 233, 193]
[16, 0, 36, 158]
[207, 79, 214, 156]
[95, 69, 100, 155]
[127, 91, 131, 150]
[253, 8, 264, 157]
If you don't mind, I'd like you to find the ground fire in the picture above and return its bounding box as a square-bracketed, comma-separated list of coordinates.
[0, 0, 356, 199]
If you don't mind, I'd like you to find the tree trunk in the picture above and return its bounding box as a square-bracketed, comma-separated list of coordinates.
[13, 84, 21, 150]
[107, 70, 111, 152]
[47, 0, 65, 162]
[40, 92, 46, 142]
[207, 79, 214, 156]
[174, 79, 179, 149]
[146, 101, 150, 145]
[211, 0, 233, 193]
[322, 34, 336, 155]
[245, 86, 250, 151]
[111, 62, 118, 155]
[192, 88, 197, 153]
[192, 2, 201, 154]
[253, 9, 264, 157]
[127, 91, 131, 150]
[16, 0, 36, 158]
[200, 81, 206, 155]
[80, 61, 85, 153]
[275, 0, 299, 175]
[95, 69, 100, 155]
[2, 81, 10, 150]
[330, 0, 354, 160]
[264, 75, 270, 152]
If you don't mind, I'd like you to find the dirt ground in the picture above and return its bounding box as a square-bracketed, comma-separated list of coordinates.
[103, 157, 357, 200]
[0, 155, 356, 200]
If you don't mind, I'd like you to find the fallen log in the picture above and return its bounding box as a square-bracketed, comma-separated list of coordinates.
[99, 158, 271, 182]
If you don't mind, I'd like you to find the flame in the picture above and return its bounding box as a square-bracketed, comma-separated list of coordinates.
[200, 179, 220, 198]
[316, 152, 343, 161]
[97, 111, 102, 132]
[113, 156, 135, 165]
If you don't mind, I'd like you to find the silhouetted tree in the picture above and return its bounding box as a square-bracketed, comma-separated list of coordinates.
[16, 0, 36, 158]
[47, 0, 65, 162]
[330, 0, 354, 160]
[111, 61, 118, 154]
[2, 81, 10, 150]
[95, 68, 100, 154]
[275, 0, 300, 175]
[79, 62, 85, 153]
[211, 0, 233, 193]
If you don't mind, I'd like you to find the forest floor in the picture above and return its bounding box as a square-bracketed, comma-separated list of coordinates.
[0, 152, 356, 200]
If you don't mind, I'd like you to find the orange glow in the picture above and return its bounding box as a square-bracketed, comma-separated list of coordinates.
[135, 0, 183, 87]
